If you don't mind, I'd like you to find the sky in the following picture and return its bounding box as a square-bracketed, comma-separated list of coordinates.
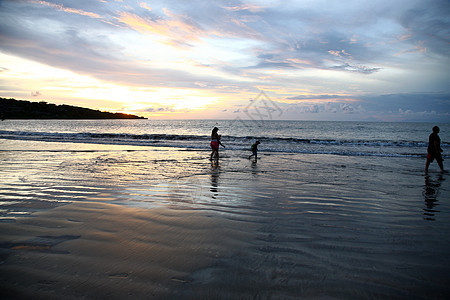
[0, 0, 449, 121]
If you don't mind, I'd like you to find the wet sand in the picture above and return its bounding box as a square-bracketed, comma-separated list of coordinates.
[0, 201, 254, 299]
[1, 139, 450, 299]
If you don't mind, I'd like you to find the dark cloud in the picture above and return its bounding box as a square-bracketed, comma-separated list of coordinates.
[397, 1, 450, 57]
[281, 92, 449, 121]
[287, 92, 450, 116]
[339, 103, 365, 114]
[360, 93, 450, 114]
[287, 95, 350, 100]
[240, 0, 448, 74]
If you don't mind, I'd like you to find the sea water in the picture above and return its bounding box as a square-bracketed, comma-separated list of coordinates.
[1, 119, 448, 157]
[1, 120, 449, 298]
[1, 119, 449, 221]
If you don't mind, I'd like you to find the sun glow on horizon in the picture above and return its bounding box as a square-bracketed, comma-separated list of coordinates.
[0, 53, 222, 115]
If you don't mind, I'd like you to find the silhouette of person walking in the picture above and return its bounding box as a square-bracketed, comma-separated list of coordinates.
[248, 141, 260, 161]
[425, 126, 444, 172]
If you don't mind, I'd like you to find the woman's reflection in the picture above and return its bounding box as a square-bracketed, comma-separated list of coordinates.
[210, 161, 220, 199]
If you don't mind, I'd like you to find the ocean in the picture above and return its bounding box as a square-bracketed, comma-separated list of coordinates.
[1, 119, 449, 298]
[1, 119, 448, 157]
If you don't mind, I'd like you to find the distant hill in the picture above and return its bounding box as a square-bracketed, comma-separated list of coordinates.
[0, 97, 146, 119]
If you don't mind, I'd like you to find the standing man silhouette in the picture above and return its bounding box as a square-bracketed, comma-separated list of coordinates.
[425, 126, 444, 172]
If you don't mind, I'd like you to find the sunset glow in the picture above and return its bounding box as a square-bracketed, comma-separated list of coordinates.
[0, 0, 448, 121]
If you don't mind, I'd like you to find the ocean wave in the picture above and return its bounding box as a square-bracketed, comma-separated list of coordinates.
[0, 130, 446, 158]
[234, 136, 430, 148]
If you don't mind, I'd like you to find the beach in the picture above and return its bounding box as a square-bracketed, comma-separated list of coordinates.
[1, 202, 254, 299]
[1, 120, 450, 299]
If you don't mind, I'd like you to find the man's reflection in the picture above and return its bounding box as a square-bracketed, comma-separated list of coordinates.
[423, 174, 443, 220]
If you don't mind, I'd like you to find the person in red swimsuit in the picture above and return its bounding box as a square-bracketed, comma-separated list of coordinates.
[210, 127, 225, 160]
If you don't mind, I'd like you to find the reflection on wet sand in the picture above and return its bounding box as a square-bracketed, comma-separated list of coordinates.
[251, 160, 259, 177]
[2, 137, 450, 299]
[423, 174, 443, 220]
[210, 161, 220, 199]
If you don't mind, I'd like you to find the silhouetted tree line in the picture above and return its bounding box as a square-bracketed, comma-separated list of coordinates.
[0, 97, 146, 119]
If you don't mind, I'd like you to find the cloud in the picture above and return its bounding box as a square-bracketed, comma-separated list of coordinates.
[288, 94, 349, 100]
[284, 101, 365, 115]
[0, 17, 226, 90]
[247, 25, 384, 74]
[301, 105, 320, 114]
[329, 63, 381, 74]
[28, 0, 103, 20]
[280, 92, 450, 121]
[31, 91, 41, 97]
[139, 2, 152, 12]
[398, 108, 414, 114]
[116, 10, 205, 48]
[361, 92, 450, 113]
[0, 0, 448, 121]
[144, 107, 176, 112]
[223, 4, 265, 13]
[396, 1, 450, 57]
[340, 103, 365, 113]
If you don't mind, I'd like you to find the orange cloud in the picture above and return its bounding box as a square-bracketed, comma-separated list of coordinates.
[399, 34, 412, 41]
[395, 41, 427, 56]
[286, 58, 313, 65]
[139, 2, 152, 12]
[116, 10, 205, 46]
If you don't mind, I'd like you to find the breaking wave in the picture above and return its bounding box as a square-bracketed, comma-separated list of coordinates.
[1, 130, 445, 158]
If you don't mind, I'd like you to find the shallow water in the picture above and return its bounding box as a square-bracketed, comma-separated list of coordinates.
[1, 120, 449, 157]
[1, 120, 450, 298]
